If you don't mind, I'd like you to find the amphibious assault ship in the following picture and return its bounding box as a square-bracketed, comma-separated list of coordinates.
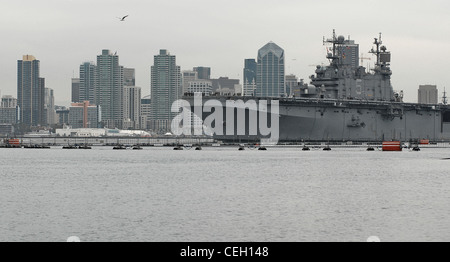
[185, 31, 450, 142]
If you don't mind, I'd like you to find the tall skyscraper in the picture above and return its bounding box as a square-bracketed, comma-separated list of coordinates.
[96, 50, 123, 128]
[123, 68, 136, 87]
[17, 55, 45, 126]
[44, 88, 56, 125]
[418, 85, 438, 104]
[71, 78, 80, 103]
[150, 49, 181, 133]
[193, 67, 211, 80]
[123, 86, 141, 130]
[141, 95, 151, 130]
[243, 59, 257, 96]
[256, 42, 285, 97]
[79, 62, 97, 104]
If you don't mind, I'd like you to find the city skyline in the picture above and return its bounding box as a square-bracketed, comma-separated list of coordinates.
[2, 0, 450, 246]
[1, 0, 450, 105]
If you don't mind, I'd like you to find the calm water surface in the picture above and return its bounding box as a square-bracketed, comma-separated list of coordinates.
[0, 147, 449, 242]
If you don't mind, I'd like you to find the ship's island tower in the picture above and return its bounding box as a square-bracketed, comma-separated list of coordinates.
[304, 30, 395, 102]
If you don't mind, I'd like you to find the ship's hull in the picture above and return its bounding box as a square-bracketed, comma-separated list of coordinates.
[185, 96, 450, 142]
[277, 103, 448, 141]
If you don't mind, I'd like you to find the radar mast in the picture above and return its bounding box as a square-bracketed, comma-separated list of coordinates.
[369, 33, 382, 66]
[369, 33, 392, 76]
[323, 29, 339, 66]
[443, 87, 448, 105]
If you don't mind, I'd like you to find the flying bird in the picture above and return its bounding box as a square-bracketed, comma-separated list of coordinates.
[117, 15, 129, 21]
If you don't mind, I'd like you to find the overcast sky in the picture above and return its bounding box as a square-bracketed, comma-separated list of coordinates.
[1, 0, 450, 105]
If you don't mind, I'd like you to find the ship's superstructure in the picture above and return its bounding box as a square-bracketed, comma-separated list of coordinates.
[299, 31, 397, 102]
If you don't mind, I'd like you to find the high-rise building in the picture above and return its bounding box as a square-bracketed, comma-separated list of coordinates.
[150, 49, 181, 133]
[141, 95, 151, 130]
[0, 96, 19, 125]
[193, 67, 211, 80]
[124, 68, 136, 87]
[418, 85, 438, 104]
[69, 101, 101, 129]
[0, 108, 18, 124]
[71, 78, 80, 103]
[123, 86, 141, 130]
[1, 96, 17, 108]
[182, 70, 198, 94]
[337, 39, 359, 68]
[123, 67, 140, 129]
[243, 59, 257, 96]
[256, 42, 285, 97]
[96, 50, 123, 128]
[17, 55, 45, 126]
[44, 88, 56, 125]
[55, 106, 70, 126]
[285, 74, 298, 97]
[79, 62, 97, 104]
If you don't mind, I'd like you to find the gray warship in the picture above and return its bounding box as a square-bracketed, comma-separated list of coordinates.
[185, 31, 450, 142]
